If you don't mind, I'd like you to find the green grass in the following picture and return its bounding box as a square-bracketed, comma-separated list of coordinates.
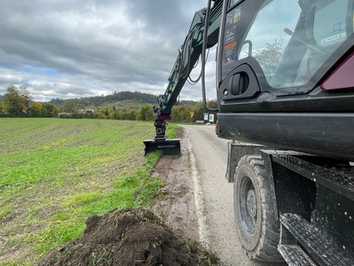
[0, 118, 178, 265]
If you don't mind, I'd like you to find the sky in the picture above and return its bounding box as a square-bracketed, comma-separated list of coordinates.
[0, 0, 217, 102]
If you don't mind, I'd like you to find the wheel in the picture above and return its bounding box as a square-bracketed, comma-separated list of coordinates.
[233, 155, 282, 262]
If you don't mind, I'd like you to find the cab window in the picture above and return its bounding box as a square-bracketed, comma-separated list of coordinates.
[229, 0, 239, 9]
[222, 6, 242, 78]
[222, 0, 354, 90]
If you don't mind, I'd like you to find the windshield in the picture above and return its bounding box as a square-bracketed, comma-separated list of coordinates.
[224, 0, 354, 89]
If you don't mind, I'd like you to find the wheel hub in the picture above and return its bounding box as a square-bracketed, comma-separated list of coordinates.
[239, 177, 257, 235]
[246, 189, 257, 219]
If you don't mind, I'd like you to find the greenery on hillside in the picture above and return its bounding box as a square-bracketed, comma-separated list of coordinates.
[0, 118, 178, 265]
[0, 86, 210, 123]
[50, 91, 158, 108]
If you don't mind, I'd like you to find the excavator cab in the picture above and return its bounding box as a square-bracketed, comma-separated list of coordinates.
[217, 0, 354, 103]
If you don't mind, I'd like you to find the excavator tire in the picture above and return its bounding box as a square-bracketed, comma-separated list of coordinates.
[233, 155, 283, 262]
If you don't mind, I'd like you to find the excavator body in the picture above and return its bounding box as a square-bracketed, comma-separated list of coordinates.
[145, 0, 354, 264]
[216, 0, 354, 160]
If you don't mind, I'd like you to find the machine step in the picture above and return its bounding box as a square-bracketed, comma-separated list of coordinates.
[280, 213, 354, 266]
[278, 244, 316, 266]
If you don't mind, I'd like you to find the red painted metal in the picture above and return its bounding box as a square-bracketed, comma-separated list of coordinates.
[321, 52, 354, 91]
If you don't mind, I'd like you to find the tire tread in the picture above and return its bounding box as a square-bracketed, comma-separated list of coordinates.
[234, 155, 282, 262]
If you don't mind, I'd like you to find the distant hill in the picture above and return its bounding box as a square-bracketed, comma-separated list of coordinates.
[0, 89, 199, 110]
[50, 91, 199, 110]
[50, 91, 159, 108]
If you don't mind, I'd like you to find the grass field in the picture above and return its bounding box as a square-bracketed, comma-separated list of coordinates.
[0, 118, 177, 265]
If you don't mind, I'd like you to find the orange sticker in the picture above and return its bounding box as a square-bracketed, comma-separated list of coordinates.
[225, 41, 237, 50]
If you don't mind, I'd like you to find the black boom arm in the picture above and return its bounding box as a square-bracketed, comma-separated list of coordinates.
[153, 0, 222, 140]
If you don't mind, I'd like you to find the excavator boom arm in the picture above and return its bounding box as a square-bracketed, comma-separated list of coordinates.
[158, 1, 221, 116]
[144, 0, 222, 155]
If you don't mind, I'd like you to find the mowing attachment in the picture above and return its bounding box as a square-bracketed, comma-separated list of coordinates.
[144, 115, 180, 156]
[144, 138, 181, 155]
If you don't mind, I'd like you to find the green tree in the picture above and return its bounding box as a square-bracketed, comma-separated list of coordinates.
[192, 103, 204, 122]
[138, 105, 154, 121]
[127, 110, 137, 120]
[63, 101, 77, 113]
[42, 103, 58, 117]
[4, 86, 31, 115]
[30, 102, 44, 116]
[113, 109, 121, 120]
[0, 101, 5, 114]
[254, 40, 283, 78]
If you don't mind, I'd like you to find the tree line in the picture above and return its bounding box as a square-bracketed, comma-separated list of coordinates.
[0, 86, 212, 122]
[95, 103, 207, 123]
[0, 86, 58, 117]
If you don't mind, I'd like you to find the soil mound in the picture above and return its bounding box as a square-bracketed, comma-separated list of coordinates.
[39, 209, 218, 266]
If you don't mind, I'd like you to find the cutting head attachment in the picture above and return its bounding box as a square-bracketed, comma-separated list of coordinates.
[144, 139, 181, 156]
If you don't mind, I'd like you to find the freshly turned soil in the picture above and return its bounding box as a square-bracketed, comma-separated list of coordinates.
[39, 209, 218, 266]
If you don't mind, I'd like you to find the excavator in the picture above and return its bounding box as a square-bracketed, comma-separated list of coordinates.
[145, 0, 354, 264]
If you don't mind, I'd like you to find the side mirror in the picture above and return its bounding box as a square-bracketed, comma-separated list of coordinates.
[239, 40, 253, 59]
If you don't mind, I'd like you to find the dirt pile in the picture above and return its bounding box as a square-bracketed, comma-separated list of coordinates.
[39, 209, 218, 266]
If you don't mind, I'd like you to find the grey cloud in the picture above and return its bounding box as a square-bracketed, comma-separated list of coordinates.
[0, 0, 215, 101]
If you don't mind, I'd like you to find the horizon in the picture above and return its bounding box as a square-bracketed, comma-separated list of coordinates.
[0, 87, 204, 103]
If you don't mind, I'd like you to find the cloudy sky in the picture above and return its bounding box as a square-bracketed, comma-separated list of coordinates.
[0, 0, 217, 101]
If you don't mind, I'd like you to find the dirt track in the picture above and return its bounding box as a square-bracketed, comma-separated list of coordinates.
[154, 125, 280, 266]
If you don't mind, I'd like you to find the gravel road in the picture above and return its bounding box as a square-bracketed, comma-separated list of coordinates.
[183, 125, 276, 266]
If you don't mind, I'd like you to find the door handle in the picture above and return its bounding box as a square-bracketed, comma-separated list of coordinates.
[230, 72, 249, 96]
